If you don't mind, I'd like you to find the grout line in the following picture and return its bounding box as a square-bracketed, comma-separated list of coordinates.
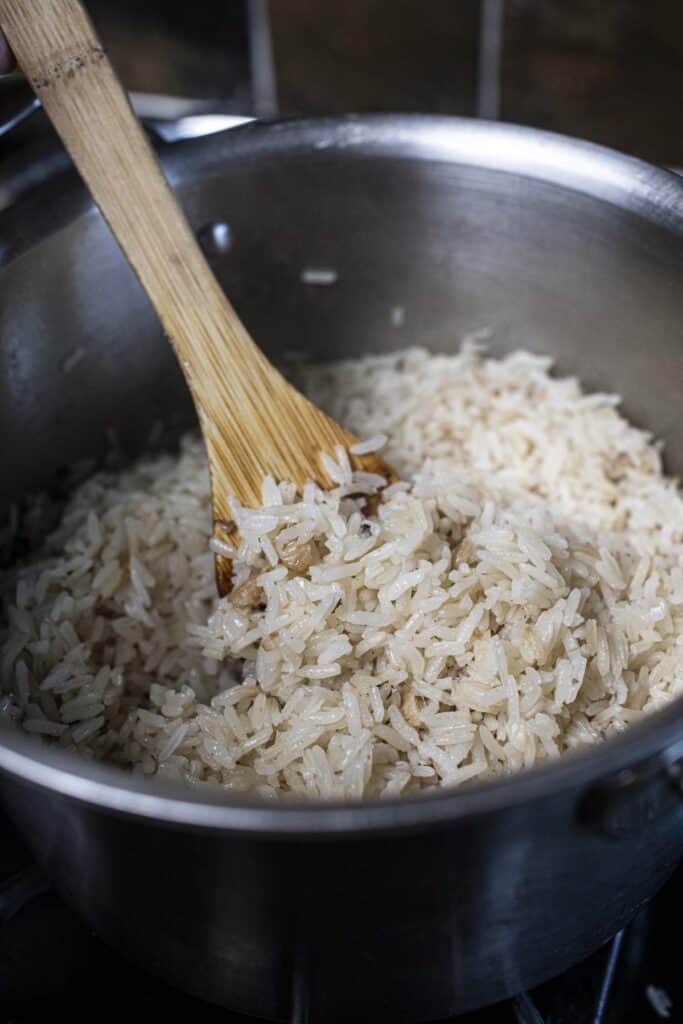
[477, 0, 505, 120]
[248, 0, 279, 119]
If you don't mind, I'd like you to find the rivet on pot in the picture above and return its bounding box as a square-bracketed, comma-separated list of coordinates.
[197, 222, 232, 255]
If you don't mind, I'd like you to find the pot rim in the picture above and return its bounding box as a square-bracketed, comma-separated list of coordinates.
[2, 113, 683, 834]
[3, 112, 683, 265]
[2, 699, 683, 833]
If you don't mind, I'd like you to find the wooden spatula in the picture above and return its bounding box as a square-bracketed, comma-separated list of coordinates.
[0, 0, 394, 592]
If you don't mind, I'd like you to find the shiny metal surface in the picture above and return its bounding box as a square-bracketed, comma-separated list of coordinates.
[0, 104, 254, 211]
[0, 91, 40, 137]
[1, 115, 683, 1020]
[146, 113, 254, 143]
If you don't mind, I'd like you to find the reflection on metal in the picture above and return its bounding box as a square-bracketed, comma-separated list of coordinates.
[594, 930, 626, 1023]
[512, 989, 545, 1024]
[197, 221, 233, 256]
[300, 267, 338, 285]
[477, 0, 504, 120]
[0, 93, 40, 138]
[0, 109, 255, 213]
[0, 866, 49, 922]
[128, 92, 218, 120]
[147, 114, 254, 144]
[248, 0, 278, 119]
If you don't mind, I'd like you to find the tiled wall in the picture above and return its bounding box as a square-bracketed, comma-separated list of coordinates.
[502, 0, 683, 164]
[269, 0, 480, 118]
[88, 0, 251, 107]
[82, 0, 683, 165]
[270, 0, 683, 164]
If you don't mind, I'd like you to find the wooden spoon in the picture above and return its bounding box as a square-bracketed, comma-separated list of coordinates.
[0, 0, 395, 592]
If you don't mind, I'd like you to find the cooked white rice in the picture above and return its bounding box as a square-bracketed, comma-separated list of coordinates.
[2, 343, 683, 800]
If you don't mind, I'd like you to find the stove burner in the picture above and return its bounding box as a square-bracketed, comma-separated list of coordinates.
[0, 813, 677, 1022]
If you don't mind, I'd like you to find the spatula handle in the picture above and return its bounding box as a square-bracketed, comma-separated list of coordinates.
[0, 0, 394, 594]
[0, 0, 261, 417]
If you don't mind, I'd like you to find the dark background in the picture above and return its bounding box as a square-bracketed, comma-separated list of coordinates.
[80, 0, 683, 165]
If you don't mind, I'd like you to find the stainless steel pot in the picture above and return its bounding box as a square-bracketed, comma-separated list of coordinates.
[1, 115, 683, 1022]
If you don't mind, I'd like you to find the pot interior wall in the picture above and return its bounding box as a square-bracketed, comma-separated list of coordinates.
[1, 123, 682, 514]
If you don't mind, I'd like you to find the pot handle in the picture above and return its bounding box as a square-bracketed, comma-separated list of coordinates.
[0, 86, 254, 142]
[0, 103, 254, 212]
[0, 82, 39, 137]
[580, 748, 683, 840]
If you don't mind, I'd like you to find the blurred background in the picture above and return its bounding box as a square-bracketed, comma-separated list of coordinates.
[1, 0, 682, 169]
[75, 0, 683, 164]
